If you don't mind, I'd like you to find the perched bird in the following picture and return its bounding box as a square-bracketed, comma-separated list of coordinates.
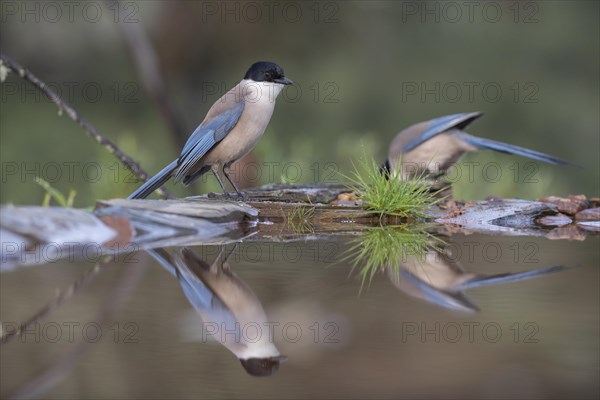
[148, 246, 286, 377]
[387, 239, 568, 312]
[381, 112, 576, 180]
[129, 62, 293, 199]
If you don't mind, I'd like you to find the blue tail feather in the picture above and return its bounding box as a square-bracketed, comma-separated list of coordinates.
[128, 160, 178, 199]
[457, 133, 579, 167]
[458, 265, 567, 290]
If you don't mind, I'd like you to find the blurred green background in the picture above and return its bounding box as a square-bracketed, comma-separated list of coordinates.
[1, 1, 598, 206]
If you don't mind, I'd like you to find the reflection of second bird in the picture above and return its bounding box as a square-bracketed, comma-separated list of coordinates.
[148, 246, 286, 377]
[387, 239, 567, 312]
[381, 112, 578, 181]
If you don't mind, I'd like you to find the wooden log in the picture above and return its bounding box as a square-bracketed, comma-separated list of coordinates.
[0, 200, 258, 269]
[1, 205, 117, 270]
[2, 184, 598, 270]
[94, 198, 258, 249]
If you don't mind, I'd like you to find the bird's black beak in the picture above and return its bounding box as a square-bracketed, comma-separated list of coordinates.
[274, 77, 293, 85]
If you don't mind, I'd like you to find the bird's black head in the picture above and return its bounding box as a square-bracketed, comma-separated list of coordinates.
[379, 159, 391, 180]
[239, 356, 286, 377]
[244, 61, 293, 85]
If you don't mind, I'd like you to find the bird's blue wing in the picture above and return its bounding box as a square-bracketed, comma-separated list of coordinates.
[177, 271, 218, 311]
[401, 112, 482, 152]
[146, 249, 216, 309]
[176, 268, 238, 328]
[398, 269, 480, 312]
[174, 101, 245, 182]
[149, 248, 238, 324]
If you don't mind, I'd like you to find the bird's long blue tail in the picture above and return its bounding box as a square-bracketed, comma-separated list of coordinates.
[457, 133, 579, 167]
[128, 160, 178, 199]
[458, 265, 567, 290]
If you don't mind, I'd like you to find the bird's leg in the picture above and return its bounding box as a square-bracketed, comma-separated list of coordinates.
[216, 243, 237, 272]
[210, 164, 231, 198]
[223, 163, 245, 199]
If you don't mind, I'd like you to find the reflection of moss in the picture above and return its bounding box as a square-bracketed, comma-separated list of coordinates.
[287, 205, 315, 233]
[347, 225, 442, 291]
[344, 156, 442, 219]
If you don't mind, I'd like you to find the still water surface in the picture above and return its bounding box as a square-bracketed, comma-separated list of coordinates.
[1, 233, 598, 399]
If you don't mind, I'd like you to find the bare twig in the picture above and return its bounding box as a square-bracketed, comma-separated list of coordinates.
[0, 53, 175, 200]
[7, 256, 147, 399]
[0, 262, 106, 345]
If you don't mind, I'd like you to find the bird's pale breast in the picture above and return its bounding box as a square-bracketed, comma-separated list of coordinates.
[389, 125, 477, 177]
[201, 80, 280, 166]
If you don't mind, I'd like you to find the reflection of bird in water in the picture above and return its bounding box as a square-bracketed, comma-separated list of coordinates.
[148, 246, 285, 377]
[387, 241, 567, 312]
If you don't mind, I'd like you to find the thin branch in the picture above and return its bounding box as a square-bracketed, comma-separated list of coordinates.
[0, 53, 175, 200]
[0, 262, 105, 345]
[7, 256, 147, 400]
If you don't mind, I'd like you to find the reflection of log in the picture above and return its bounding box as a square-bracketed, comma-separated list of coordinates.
[0, 206, 117, 270]
[0, 200, 257, 269]
[95, 199, 257, 248]
[1, 185, 597, 270]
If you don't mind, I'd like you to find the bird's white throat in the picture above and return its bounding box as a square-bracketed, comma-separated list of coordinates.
[238, 79, 285, 104]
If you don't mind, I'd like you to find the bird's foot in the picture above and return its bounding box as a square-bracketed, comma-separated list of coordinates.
[208, 191, 232, 200]
[218, 191, 246, 200]
[233, 191, 247, 200]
